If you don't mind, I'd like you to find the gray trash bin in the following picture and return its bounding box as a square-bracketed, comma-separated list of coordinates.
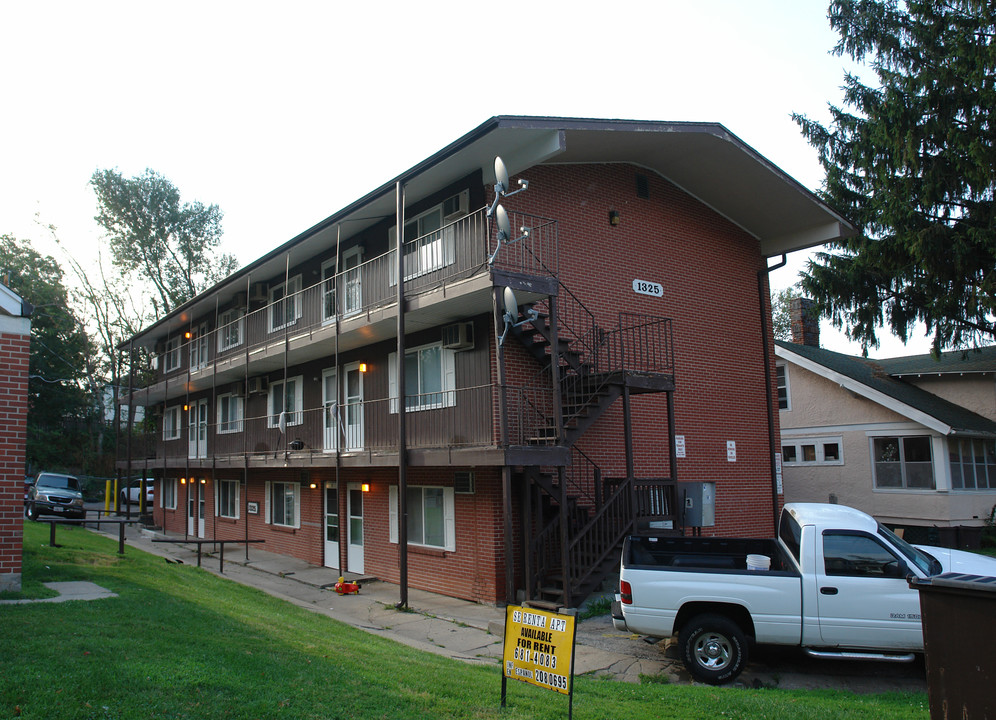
[909, 572, 996, 720]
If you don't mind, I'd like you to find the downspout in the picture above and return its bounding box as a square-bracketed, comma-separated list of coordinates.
[758, 254, 787, 534]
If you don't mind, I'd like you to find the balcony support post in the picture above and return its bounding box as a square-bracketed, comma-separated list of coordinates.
[396, 181, 409, 610]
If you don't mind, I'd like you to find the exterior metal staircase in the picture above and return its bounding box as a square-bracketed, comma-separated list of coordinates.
[507, 278, 679, 608]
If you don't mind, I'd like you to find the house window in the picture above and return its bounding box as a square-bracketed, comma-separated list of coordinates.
[162, 478, 177, 510]
[776, 363, 790, 410]
[266, 481, 300, 528]
[217, 393, 244, 434]
[268, 377, 303, 428]
[388, 343, 456, 412]
[217, 479, 239, 519]
[782, 437, 843, 466]
[873, 435, 934, 489]
[389, 485, 455, 551]
[163, 405, 181, 441]
[163, 337, 181, 374]
[218, 308, 244, 351]
[949, 438, 996, 490]
[269, 275, 302, 332]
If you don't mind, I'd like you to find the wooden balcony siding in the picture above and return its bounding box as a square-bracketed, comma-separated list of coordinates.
[120, 383, 571, 470]
[130, 209, 557, 407]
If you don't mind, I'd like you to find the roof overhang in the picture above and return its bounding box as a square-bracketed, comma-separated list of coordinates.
[775, 344, 955, 435]
[128, 116, 855, 347]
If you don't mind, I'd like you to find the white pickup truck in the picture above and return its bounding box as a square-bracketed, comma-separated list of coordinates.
[612, 503, 996, 684]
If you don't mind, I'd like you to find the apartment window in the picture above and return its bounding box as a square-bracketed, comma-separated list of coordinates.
[163, 337, 181, 373]
[782, 437, 843, 466]
[218, 308, 244, 351]
[217, 393, 244, 434]
[776, 363, 790, 410]
[388, 343, 456, 412]
[188, 324, 209, 371]
[266, 481, 300, 528]
[163, 405, 181, 440]
[949, 438, 996, 490]
[217, 479, 239, 519]
[269, 275, 302, 331]
[389, 192, 465, 282]
[873, 435, 935, 489]
[162, 478, 177, 510]
[389, 485, 455, 551]
[268, 377, 303, 428]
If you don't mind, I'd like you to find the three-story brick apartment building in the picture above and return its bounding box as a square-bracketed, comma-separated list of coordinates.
[119, 116, 853, 606]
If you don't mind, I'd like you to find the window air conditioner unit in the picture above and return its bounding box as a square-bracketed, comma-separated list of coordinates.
[442, 322, 474, 351]
[442, 190, 469, 223]
[233, 382, 245, 397]
[247, 377, 268, 395]
[249, 283, 268, 304]
[454, 471, 475, 494]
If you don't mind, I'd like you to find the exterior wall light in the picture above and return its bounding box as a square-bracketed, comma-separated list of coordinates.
[200, 478, 206, 484]
[609, 210, 620, 226]
[180, 478, 186, 484]
[361, 483, 370, 493]
[359, 363, 368, 373]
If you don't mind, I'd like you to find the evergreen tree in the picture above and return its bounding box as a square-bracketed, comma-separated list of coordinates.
[794, 0, 996, 353]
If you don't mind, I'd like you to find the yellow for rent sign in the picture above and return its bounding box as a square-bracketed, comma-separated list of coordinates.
[501, 605, 576, 695]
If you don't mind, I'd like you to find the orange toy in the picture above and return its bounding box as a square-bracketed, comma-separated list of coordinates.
[333, 576, 360, 595]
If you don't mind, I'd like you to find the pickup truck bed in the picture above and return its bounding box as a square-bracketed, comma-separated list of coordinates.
[626, 536, 797, 575]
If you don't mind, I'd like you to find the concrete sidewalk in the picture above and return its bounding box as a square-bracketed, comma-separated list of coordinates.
[89, 522, 669, 683]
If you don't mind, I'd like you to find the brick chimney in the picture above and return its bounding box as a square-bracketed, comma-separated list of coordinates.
[789, 297, 820, 347]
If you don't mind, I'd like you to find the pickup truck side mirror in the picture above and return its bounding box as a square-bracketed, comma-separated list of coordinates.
[890, 559, 911, 579]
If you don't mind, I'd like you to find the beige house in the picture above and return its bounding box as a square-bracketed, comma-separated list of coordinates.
[776, 303, 996, 547]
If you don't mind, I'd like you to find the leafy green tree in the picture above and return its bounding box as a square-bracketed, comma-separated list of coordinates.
[91, 168, 239, 318]
[0, 235, 95, 472]
[771, 286, 802, 342]
[794, 0, 996, 353]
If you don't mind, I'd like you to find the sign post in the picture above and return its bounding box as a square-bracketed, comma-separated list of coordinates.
[500, 604, 577, 718]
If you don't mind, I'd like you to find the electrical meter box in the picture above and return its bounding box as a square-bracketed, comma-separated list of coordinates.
[682, 481, 716, 527]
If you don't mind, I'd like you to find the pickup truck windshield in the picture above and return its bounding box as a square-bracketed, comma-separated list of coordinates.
[39, 475, 80, 492]
[878, 523, 937, 575]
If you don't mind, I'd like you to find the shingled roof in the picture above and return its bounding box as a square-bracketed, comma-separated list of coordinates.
[775, 340, 996, 439]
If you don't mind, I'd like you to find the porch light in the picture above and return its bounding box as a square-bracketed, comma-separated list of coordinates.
[359, 363, 368, 373]
[184, 331, 192, 339]
[180, 478, 186, 484]
[310, 483, 317, 489]
[361, 483, 370, 493]
[200, 478, 206, 484]
[183, 404, 189, 412]
[609, 210, 620, 226]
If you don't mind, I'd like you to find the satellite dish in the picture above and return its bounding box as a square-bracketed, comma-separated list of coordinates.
[502, 286, 519, 319]
[495, 204, 511, 242]
[494, 156, 510, 194]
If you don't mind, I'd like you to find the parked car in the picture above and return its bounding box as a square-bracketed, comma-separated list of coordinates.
[119, 479, 154, 508]
[26, 472, 86, 520]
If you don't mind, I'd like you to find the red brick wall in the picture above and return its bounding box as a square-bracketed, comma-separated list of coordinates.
[507, 163, 781, 537]
[0, 328, 30, 590]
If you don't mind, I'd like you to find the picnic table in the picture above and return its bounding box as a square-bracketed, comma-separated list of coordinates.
[151, 538, 265, 573]
[40, 514, 142, 555]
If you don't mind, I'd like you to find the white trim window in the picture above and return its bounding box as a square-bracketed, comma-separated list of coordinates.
[949, 438, 996, 490]
[265, 481, 300, 528]
[776, 363, 790, 411]
[389, 485, 455, 551]
[189, 324, 209, 371]
[162, 478, 177, 510]
[218, 308, 244, 351]
[782, 436, 843, 466]
[389, 191, 466, 284]
[216, 479, 240, 519]
[217, 393, 244, 434]
[268, 376, 303, 428]
[388, 343, 456, 413]
[163, 336, 181, 374]
[269, 275, 303, 332]
[163, 405, 182, 441]
[872, 435, 935, 489]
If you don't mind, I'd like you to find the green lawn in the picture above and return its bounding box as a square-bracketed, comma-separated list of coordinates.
[1, 522, 929, 719]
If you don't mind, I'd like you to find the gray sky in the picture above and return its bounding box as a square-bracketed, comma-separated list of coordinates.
[0, 0, 932, 357]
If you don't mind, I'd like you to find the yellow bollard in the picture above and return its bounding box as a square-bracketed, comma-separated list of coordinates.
[105, 480, 112, 514]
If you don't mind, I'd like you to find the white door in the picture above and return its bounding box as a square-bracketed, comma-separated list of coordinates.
[343, 363, 363, 450]
[341, 246, 362, 316]
[347, 483, 364, 573]
[188, 399, 208, 459]
[323, 369, 339, 452]
[187, 482, 205, 537]
[321, 258, 337, 323]
[324, 482, 340, 569]
[816, 531, 923, 649]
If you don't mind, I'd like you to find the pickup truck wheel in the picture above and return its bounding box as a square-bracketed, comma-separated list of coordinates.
[679, 614, 747, 685]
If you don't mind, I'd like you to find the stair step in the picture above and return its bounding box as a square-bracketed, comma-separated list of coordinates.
[524, 599, 561, 611]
